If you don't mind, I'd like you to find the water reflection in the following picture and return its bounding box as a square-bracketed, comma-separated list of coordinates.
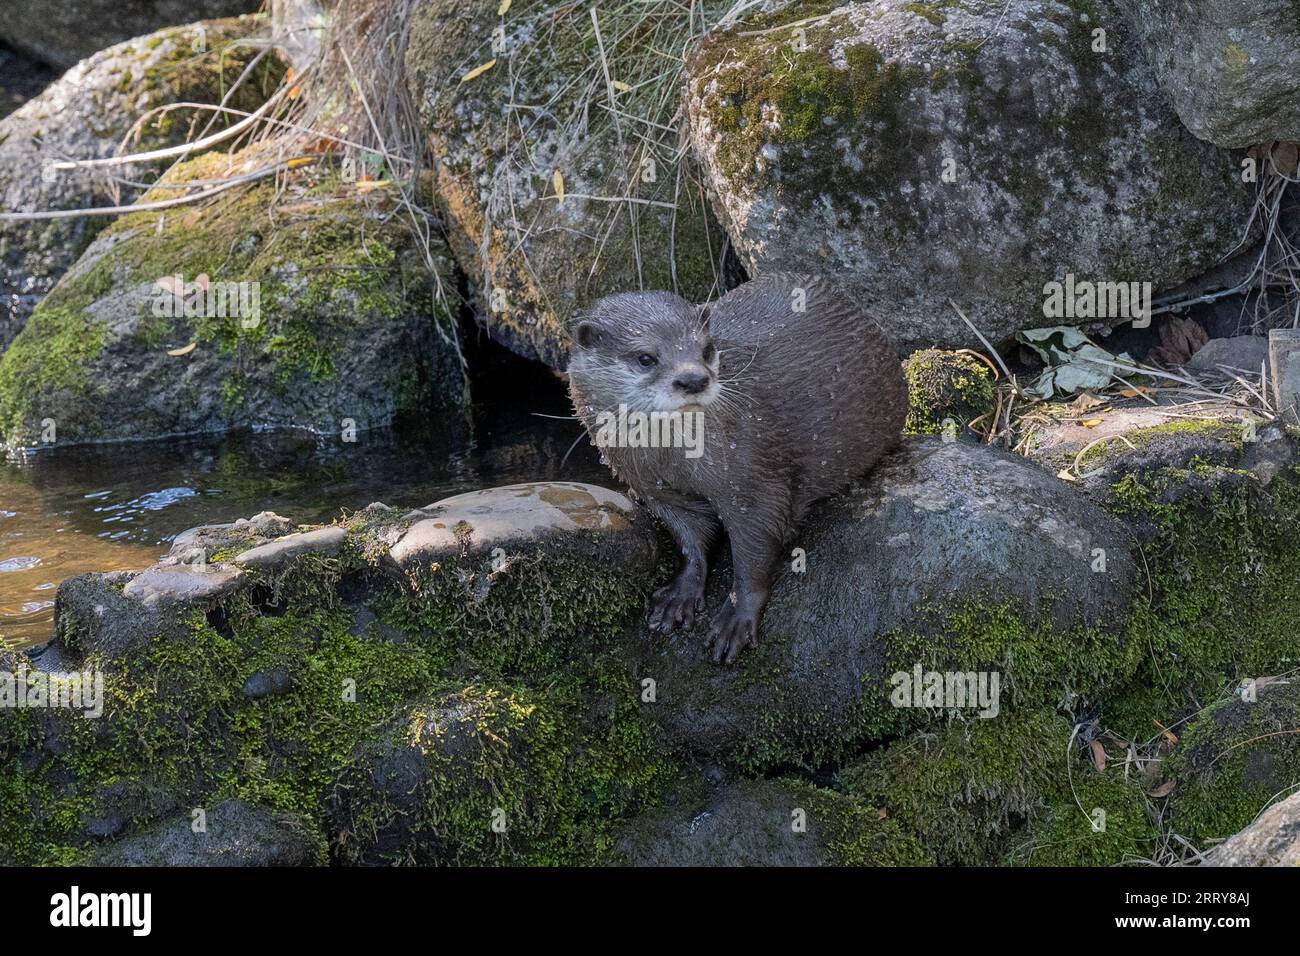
[0, 397, 602, 648]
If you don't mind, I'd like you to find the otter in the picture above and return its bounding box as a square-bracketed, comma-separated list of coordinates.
[568, 273, 907, 664]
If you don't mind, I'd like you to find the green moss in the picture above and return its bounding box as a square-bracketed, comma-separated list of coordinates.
[1163, 683, 1300, 848]
[785, 779, 932, 866]
[902, 348, 996, 436]
[1011, 763, 1157, 866]
[0, 305, 105, 442]
[838, 709, 1158, 866]
[1101, 464, 1300, 738]
[840, 710, 1068, 864]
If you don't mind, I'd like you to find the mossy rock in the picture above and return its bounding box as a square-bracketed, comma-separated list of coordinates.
[841, 709, 1159, 866]
[0, 16, 286, 351]
[1092, 436, 1300, 733]
[1164, 679, 1300, 850]
[0, 147, 466, 453]
[404, 0, 732, 368]
[684, 0, 1254, 352]
[329, 681, 673, 865]
[627, 438, 1139, 770]
[611, 777, 930, 866]
[902, 348, 995, 437]
[0, 481, 671, 865]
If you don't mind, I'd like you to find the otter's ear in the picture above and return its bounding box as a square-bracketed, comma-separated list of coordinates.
[574, 321, 602, 349]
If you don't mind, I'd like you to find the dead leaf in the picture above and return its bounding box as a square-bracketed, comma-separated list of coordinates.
[1069, 391, 1106, 412]
[460, 59, 497, 83]
[1149, 780, 1176, 798]
[1271, 141, 1299, 177]
[355, 178, 391, 193]
[1081, 418, 1104, 428]
[167, 342, 197, 357]
[1089, 739, 1107, 772]
[1057, 468, 1078, 482]
[552, 169, 565, 204]
[154, 275, 183, 298]
[1118, 386, 1153, 399]
[1148, 315, 1209, 368]
[612, 79, 632, 93]
[877, 807, 888, 819]
[1153, 718, 1179, 748]
[498, 0, 512, 14]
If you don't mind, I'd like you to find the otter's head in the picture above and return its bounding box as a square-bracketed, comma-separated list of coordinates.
[568, 291, 719, 413]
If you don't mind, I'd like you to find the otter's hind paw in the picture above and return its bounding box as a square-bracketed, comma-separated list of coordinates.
[648, 577, 705, 634]
[707, 602, 758, 665]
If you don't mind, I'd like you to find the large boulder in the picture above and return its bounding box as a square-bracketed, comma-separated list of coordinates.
[684, 0, 1255, 353]
[627, 438, 1139, 767]
[0, 17, 285, 352]
[405, 0, 732, 368]
[0, 1, 261, 69]
[0, 148, 465, 455]
[1164, 678, 1300, 851]
[1127, 0, 1300, 148]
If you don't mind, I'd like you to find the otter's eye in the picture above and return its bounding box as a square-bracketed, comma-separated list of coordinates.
[637, 353, 658, 368]
[702, 343, 716, 363]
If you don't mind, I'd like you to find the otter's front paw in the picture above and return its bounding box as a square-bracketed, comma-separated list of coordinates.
[707, 601, 759, 665]
[648, 576, 705, 634]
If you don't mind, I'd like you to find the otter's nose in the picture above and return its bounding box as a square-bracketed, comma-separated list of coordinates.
[672, 369, 710, 395]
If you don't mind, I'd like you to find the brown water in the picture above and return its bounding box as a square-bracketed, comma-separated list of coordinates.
[0, 400, 603, 650]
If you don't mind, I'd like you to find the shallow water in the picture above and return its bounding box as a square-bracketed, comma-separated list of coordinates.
[0, 394, 605, 649]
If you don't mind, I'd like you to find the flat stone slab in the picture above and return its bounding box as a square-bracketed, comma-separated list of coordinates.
[389, 482, 640, 568]
[233, 526, 346, 569]
[121, 564, 243, 607]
